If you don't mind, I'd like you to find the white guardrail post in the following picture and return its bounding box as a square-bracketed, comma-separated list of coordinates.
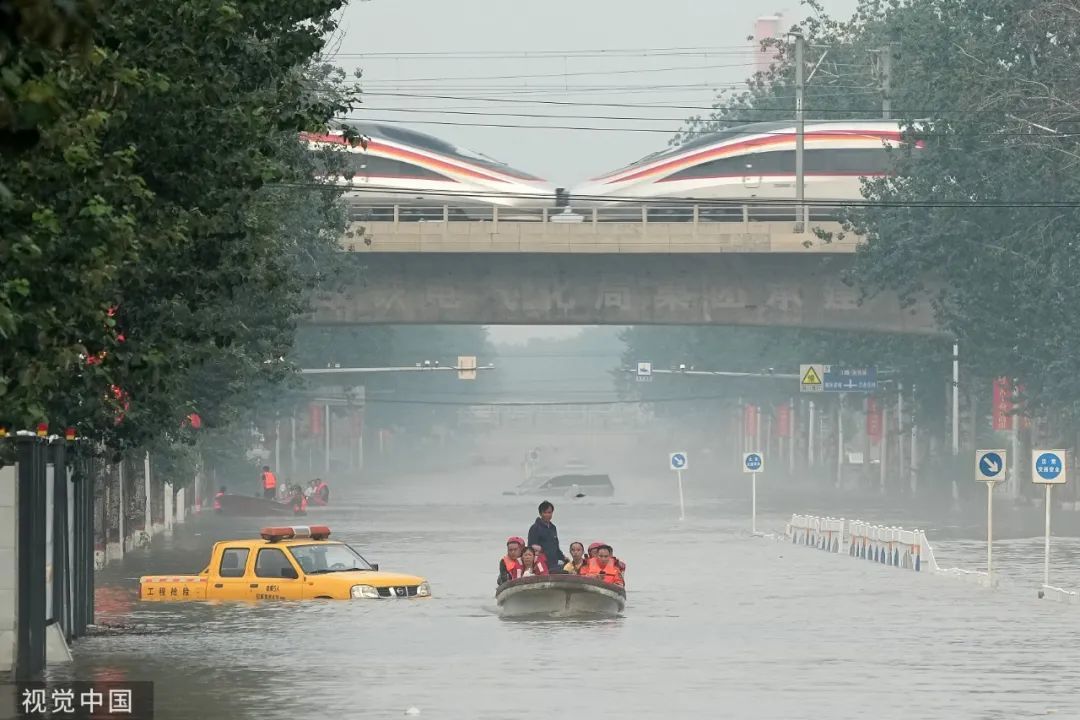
[787, 515, 939, 573]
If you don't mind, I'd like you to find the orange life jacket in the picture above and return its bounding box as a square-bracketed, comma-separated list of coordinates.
[261, 471, 277, 490]
[582, 557, 624, 585]
[213, 492, 223, 510]
[502, 555, 522, 580]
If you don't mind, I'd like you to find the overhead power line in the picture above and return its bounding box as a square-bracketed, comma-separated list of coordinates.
[352, 61, 762, 84]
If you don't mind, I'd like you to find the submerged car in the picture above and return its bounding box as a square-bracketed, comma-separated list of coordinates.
[504, 460, 615, 498]
[139, 525, 430, 601]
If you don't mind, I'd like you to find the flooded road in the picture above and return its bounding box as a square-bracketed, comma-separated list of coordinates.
[48, 467, 1080, 720]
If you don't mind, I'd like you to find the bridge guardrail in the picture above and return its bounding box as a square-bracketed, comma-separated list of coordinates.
[344, 203, 848, 225]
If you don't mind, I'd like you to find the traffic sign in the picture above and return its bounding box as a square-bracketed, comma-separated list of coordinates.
[800, 364, 877, 392]
[976, 449, 1006, 482]
[637, 361, 653, 383]
[1032, 449, 1067, 485]
[670, 452, 688, 471]
[800, 364, 823, 392]
[743, 452, 763, 473]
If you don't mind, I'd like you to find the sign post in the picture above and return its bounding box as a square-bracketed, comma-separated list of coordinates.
[743, 451, 764, 534]
[637, 362, 653, 383]
[975, 449, 1006, 584]
[669, 452, 688, 521]
[1031, 449, 1067, 592]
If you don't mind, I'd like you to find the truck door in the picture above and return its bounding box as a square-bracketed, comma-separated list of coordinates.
[250, 547, 305, 600]
[209, 546, 252, 600]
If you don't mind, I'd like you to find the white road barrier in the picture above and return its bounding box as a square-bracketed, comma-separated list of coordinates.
[784, 514, 971, 577]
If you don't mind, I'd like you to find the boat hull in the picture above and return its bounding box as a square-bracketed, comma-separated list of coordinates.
[496, 575, 625, 619]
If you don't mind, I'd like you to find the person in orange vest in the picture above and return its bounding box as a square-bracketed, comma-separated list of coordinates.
[588, 541, 627, 574]
[581, 544, 624, 586]
[260, 465, 277, 500]
[213, 486, 226, 513]
[499, 536, 525, 586]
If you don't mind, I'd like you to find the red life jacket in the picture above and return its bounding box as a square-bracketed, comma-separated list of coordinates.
[262, 471, 277, 490]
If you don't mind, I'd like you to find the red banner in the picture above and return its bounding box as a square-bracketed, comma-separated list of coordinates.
[866, 397, 883, 444]
[775, 403, 791, 438]
[743, 404, 759, 438]
[992, 377, 1013, 431]
[309, 403, 323, 435]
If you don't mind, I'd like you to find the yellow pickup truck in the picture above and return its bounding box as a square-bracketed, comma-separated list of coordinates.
[139, 525, 430, 601]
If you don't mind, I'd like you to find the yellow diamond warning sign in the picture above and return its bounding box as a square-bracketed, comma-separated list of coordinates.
[800, 364, 824, 392]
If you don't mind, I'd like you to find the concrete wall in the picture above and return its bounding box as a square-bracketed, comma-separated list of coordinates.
[309, 253, 940, 335]
[340, 219, 858, 254]
[0, 464, 16, 675]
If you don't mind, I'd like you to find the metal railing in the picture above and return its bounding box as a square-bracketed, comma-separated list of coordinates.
[344, 203, 847, 225]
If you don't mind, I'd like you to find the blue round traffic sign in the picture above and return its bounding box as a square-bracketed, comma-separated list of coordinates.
[745, 453, 762, 471]
[1035, 452, 1063, 481]
[978, 452, 1004, 479]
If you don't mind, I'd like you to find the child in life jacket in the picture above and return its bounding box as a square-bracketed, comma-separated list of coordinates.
[530, 544, 551, 575]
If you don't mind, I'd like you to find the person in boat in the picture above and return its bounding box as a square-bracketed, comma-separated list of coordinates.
[213, 486, 226, 513]
[260, 465, 278, 500]
[529, 544, 551, 574]
[311, 477, 330, 505]
[519, 547, 548, 578]
[588, 542, 627, 574]
[581, 544, 624, 586]
[563, 541, 587, 574]
[527, 501, 567, 573]
[499, 537, 525, 585]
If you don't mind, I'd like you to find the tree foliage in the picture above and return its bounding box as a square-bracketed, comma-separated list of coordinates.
[1, 0, 360, 461]
[638, 0, 1080, 443]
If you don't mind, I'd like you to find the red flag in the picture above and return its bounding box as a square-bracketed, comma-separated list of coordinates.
[775, 403, 791, 438]
[866, 398, 883, 444]
[743, 404, 758, 438]
[992, 378, 1013, 431]
[309, 403, 323, 435]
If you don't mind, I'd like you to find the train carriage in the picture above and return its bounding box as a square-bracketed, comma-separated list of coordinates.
[302, 121, 555, 220]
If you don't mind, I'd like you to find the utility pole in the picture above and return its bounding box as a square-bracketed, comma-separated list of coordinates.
[793, 31, 807, 232]
[878, 44, 894, 120]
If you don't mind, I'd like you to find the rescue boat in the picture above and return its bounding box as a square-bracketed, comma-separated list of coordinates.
[495, 574, 626, 619]
[216, 491, 305, 517]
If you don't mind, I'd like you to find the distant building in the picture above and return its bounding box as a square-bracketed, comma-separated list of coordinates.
[753, 13, 787, 74]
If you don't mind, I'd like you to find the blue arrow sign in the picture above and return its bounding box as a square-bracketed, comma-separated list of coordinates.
[1035, 452, 1063, 482]
[670, 452, 688, 471]
[744, 453, 762, 472]
[978, 451, 1004, 480]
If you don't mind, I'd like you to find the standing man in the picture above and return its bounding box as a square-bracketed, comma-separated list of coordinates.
[260, 465, 277, 500]
[528, 501, 566, 573]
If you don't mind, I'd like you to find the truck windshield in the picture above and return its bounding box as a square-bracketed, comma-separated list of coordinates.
[288, 543, 374, 574]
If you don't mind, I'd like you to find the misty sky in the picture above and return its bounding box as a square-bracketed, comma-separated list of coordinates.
[335, 0, 859, 345]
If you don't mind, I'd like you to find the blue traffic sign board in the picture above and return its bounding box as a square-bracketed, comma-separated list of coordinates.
[1032, 450, 1067, 484]
[822, 366, 877, 392]
[976, 450, 1005, 482]
[670, 452, 688, 471]
[744, 452, 763, 472]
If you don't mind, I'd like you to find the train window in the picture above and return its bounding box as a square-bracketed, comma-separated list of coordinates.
[663, 149, 896, 181]
[339, 154, 454, 181]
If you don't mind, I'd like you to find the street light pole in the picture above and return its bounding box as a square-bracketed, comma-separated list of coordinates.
[793, 31, 807, 232]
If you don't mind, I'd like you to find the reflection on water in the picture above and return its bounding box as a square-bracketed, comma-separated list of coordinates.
[46, 467, 1080, 720]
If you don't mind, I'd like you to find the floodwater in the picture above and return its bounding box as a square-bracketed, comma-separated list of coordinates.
[44, 466, 1080, 720]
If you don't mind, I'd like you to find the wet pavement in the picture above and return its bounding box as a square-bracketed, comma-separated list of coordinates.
[43, 466, 1080, 720]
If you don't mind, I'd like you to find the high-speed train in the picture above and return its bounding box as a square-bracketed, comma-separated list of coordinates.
[570, 120, 919, 216]
[302, 121, 555, 219]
